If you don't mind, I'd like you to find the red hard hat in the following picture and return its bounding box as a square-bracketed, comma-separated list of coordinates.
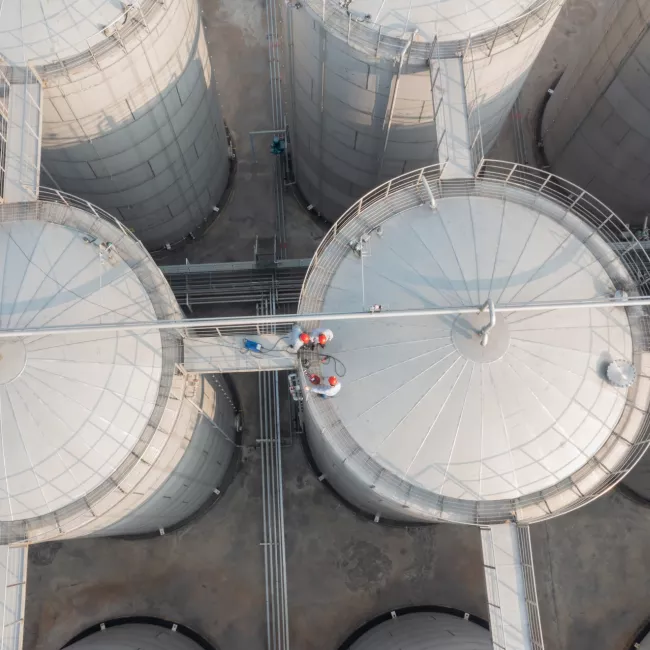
[299, 332, 311, 344]
[328, 376, 338, 387]
[318, 333, 328, 345]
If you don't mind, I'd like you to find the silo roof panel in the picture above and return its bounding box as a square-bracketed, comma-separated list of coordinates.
[0, 220, 162, 521]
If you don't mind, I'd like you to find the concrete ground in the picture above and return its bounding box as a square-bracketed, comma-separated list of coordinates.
[22, 0, 650, 649]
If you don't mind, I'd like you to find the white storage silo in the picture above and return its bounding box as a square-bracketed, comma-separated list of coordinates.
[284, 0, 565, 219]
[298, 161, 650, 525]
[541, 0, 650, 226]
[63, 622, 211, 650]
[0, 192, 236, 545]
[0, 0, 230, 250]
[342, 611, 491, 650]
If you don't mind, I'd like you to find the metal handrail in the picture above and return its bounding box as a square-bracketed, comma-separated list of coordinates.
[303, 0, 563, 62]
[35, 0, 163, 78]
[38, 186, 140, 244]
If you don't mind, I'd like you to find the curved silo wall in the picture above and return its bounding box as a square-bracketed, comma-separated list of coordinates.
[345, 611, 491, 650]
[65, 624, 205, 650]
[97, 375, 237, 537]
[38, 0, 229, 250]
[285, 1, 563, 220]
[541, 0, 650, 226]
[465, 13, 559, 153]
[0, 198, 236, 545]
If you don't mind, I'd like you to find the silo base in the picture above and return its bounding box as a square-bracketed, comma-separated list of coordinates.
[62, 617, 217, 650]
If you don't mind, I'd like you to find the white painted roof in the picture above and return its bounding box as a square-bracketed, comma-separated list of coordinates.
[315, 197, 632, 501]
[313, 0, 537, 40]
[0, 220, 162, 521]
[0, 1, 124, 64]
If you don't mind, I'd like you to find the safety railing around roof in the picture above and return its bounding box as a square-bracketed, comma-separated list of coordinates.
[298, 160, 650, 525]
[0, 62, 9, 201]
[38, 186, 139, 243]
[37, 0, 163, 78]
[303, 0, 564, 62]
[36, 186, 180, 323]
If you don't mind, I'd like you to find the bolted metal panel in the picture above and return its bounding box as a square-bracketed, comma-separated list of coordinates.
[284, 0, 565, 220]
[542, 0, 650, 227]
[2, 0, 230, 250]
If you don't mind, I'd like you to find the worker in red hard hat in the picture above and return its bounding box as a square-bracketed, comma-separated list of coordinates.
[287, 326, 313, 353]
[305, 375, 341, 398]
[310, 327, 334, 347]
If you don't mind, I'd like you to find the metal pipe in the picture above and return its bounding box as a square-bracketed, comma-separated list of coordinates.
[2, 297, 648, 339]
[479, 298, 496, 346]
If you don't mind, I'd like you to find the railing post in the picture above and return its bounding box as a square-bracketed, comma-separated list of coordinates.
[487, 25, 499, 57]
[538, 173, 551, 195]
[56, 189, 69, 206]
[568, 189, 586, 209]
[517, 13, 531, 44]
[376, 26, 382, 57]
[384, 179, 392, 197]
[505, 163, 517, 184]
[347, 13, 351, 45]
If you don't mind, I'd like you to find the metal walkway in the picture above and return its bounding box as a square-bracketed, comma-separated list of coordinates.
[481, 524, 544, 650]
[0, 62, 42, 204]
[184, 335, 297, 373]
[160, 259, 309, 309]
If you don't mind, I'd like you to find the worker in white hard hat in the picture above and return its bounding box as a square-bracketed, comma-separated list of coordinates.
[310, 327, 334, 348]
[305, 376, 341, 398]
[287, 325, 312, 353]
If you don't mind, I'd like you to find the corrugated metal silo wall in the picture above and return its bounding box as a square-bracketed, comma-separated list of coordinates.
[542, 0, 650, 226]
[467, 15, 558, 154]
[39, 0, 229, 250]
[65, 624, 203, 650]
[91, 375, 236, 538]
[303, 402, 431, 523]
[284, 3, 562, 221]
